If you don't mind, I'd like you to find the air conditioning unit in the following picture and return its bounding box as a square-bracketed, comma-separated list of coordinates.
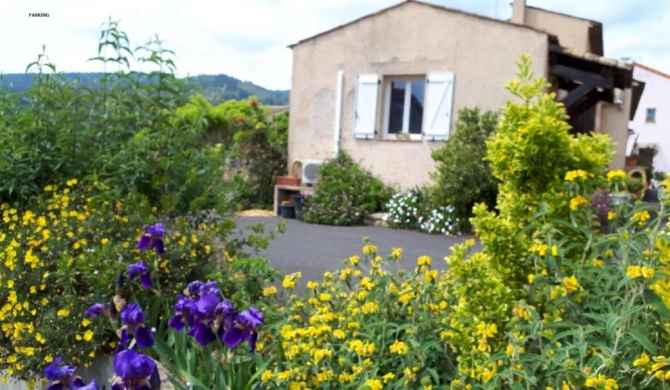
[301, 159, 325, 186]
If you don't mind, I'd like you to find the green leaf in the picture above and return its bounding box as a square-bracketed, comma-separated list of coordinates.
[628, 328, 657, 354]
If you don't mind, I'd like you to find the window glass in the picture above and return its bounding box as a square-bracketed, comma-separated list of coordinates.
[409, 80, 424, 134]
[388, 81, 406, 134]
[646, 108, 656, 123]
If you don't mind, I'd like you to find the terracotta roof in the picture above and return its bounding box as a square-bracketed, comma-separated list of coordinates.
[288, 0, 556, 49]
[634, 62, 670, 81]
[551, 45, 632, 72]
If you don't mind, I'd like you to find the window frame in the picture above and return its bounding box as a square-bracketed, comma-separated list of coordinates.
[381, 75, 426, 141]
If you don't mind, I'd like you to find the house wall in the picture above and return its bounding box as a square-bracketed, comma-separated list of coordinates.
[288, 2, 548, 190]
[523, 8, 593, 54]
[595, 91, 632, 170]
[628, 65, 670, 174]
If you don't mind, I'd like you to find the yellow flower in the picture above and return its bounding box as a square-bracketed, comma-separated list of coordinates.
[565, 169, 588, 181]
[641, 266, 655, 278]
[632, 210, 651, 226]
[282, 272, 301, 289]
[591, 259, 605, 267]
[607, 210, 616, 221]
[417, 256, 431, 266]
[56, 309, 70, 317]
[262, 286, 277, 296]
[570, 196, 589, 211]
[626, 265, 642, 279]
[633, 352, 650, 367]
[83, 330, 94, 341]
[382, 372, 395, 383]
[562, 276, 581, 293]
[261, 370, 273, 382]
[392, 247, 403, 259]
[389, 340, 409, 355]
[348, 255, 359, 266]
[607, 170, 626, 182]
[366, 379, 383, 390]
[362, 245, 377, 255]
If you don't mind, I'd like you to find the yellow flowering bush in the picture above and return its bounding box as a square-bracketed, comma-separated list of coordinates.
[0, 180, 282, 380]
[474, 55, 614, 291]
[262, 244, 460, 388]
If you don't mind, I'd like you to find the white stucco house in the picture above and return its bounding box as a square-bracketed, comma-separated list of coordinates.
[628, 62, 670, 175]
[286, 0, 636, 190]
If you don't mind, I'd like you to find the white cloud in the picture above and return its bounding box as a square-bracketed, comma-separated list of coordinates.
[1, 0, 669, 90]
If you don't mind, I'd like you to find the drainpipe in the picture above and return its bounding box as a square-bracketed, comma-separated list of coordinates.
[333, 70, 344, 157]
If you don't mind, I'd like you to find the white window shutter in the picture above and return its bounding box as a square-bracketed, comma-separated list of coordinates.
[424, 72, 454, 141]
[353, 74, 379, 139]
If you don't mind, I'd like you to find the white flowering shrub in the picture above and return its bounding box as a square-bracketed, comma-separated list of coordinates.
[419, 205, 461, 235]
[384, 189, 461, 235]
[383, 189, 423, 229]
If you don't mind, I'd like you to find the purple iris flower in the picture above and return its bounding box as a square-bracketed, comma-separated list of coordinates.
[120, 303, 154, 349]
[222, 307, 263, 352]
[44, 356, 99, 390]
[169, 281, 245, 348]
[111, 349, 157, 390]
[136, 223, 165, 255]
[127, 261, 152, 289]
[84, 303, 109, 318]
[191, 322, 218, 346]
[167, 295, 195, 332]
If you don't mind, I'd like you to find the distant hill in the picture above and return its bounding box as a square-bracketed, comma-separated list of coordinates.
[0, 72, 290, 106]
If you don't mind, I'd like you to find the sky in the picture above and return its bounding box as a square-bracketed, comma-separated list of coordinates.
[1, 0, 669, 90]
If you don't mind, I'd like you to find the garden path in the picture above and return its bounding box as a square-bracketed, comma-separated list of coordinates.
[234, 216, 480, 284]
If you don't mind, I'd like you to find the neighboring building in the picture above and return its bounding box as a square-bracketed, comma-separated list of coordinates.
[628, 62, 670, 174]
[287, 0, 635, 190]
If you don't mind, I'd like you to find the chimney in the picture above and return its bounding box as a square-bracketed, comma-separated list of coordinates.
[511, 0, 526, 24]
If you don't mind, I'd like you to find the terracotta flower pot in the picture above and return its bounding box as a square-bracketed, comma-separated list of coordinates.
[276, 176, 301, 186]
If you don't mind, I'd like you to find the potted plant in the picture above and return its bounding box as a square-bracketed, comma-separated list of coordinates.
[627, 177, 644, 200]
[626, 134, 640, 167]
[607, 170, 631, 205]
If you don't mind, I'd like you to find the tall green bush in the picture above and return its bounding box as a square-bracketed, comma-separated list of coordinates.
[473, 55, 614, 288]
[0, 20, 230, 215]
[430, 108, 499, 232]
[302, 152, 394, 226]
[174, 95, 289, 209]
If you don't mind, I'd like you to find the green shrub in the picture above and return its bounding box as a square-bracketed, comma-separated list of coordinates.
[302, 152, 394, 226]
[430, 108, 499, 232]
[0, 20, 236, 215]
[174, 95, 289, 210]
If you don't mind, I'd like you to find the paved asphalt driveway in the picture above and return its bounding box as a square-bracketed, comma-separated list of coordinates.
[234, 216, 479, 283]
